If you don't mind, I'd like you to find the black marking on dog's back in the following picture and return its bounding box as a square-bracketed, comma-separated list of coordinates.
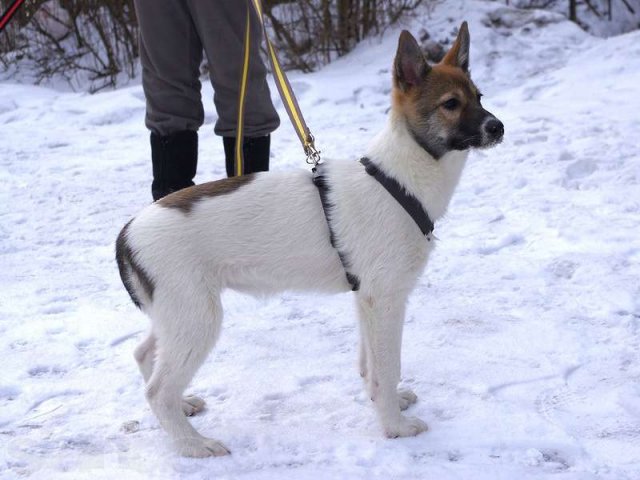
[115, 219, 155, 309]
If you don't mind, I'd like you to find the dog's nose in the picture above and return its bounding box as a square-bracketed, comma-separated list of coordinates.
[485, 119, 504, 139]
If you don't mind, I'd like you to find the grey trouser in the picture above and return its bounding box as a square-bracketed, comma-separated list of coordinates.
[134, 0, 280, 137]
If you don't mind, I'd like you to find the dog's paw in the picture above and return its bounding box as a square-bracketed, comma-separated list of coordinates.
[182, 395, 206, 417]
[398, 388, 418, 411]
[384, 415, 428, 438]
[177, 437, 230, 458]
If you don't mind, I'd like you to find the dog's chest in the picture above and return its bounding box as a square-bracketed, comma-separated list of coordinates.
[325, 165, 435, 287]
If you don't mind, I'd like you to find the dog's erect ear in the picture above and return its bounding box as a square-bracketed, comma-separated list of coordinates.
[394, 30, 430, 92]
[442, 21, 470, 72]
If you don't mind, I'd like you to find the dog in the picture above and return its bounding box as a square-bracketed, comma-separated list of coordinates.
[116, 22, 503, 457]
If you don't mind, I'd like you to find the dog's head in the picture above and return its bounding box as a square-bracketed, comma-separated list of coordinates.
[392, 22, 504, 159]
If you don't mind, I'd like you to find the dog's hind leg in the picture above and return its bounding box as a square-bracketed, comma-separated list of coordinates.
[134, 332, 206, 417]
[145, 288, 229, 457]
[357, 292, 426, 437]
[134, 332, 156, 381]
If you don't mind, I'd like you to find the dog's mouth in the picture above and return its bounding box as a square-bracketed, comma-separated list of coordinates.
[449, 134, 483, 151]
[479, 134, 504, 149]
[450, 133, 503, 151]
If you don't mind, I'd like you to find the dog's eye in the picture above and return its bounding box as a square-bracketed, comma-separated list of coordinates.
[442, 98, 459, 110]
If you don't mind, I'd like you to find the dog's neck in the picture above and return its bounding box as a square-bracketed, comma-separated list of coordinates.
[366, 111, 469, 222]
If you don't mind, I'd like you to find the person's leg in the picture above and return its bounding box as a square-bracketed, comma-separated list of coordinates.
[149, 130, 198, 201]
[134, 0, 204, 199]
[221, 135, 270, 177]
[188, 0, 280, 176]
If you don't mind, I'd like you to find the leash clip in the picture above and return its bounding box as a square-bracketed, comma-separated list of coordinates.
[304, 134, 321, 166]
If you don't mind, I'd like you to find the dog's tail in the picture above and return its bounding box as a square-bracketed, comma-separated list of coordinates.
[115, 219, 153, 310]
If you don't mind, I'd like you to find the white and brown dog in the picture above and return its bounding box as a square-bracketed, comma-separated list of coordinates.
[116, 23, 503, 457]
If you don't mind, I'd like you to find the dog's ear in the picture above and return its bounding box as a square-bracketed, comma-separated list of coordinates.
[442, 21, 470, 73]
[394, 30, 430, 92]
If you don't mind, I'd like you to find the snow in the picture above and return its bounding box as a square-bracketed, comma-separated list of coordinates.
[1, 1, 640, 478]
[503, 0, 640, 37]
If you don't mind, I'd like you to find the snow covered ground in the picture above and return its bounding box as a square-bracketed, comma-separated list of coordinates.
[1, 1, 640, 478]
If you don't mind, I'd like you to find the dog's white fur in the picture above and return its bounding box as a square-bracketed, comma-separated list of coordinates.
[117, 24, 506, 457]
[123, 106, 468, 455]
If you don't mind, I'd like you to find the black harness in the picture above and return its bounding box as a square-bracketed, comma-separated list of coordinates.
[359, 157, 434, 236]
[312, 157, 434, 292]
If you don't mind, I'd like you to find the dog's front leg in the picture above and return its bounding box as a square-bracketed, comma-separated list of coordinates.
[357, 293, 427, 438]
[357, 300, 418, 412]
[357, 311, 372, 383]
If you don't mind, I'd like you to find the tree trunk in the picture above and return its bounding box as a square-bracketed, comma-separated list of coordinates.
[569, 0, 577, 22]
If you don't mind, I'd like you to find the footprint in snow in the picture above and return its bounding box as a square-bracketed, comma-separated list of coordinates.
[564, 158, 597, 184]
[45, 142, 69, 149]
[41, 305, 68, 315]
[0, 384, 21, 400]
[558, 150, 574, 162]
[28, 365, 67, 378]
[298, 375, 333, 387]
[546, 258, 578, 280]
[477, 234, 525, 255]
[263, 392, 286, 402]
[523, 448, 571, 469]
[535, 385, 577, 425]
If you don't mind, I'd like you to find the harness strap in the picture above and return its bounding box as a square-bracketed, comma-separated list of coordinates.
[360, 157, 434, 236]
[312, 164, 360, 291]
[312, 158, 433, 292]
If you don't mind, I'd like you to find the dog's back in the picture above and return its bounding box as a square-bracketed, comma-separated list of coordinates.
[116, 169, 349, 310]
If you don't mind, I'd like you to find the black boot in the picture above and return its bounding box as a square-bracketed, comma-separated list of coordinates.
[150, 130, 198, 201]
[223, 135, 270, 177]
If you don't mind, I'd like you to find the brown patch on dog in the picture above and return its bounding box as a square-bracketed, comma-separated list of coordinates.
[396, 64, 477, 101]
[393, 63, 481, 133]
[391, 24, 479, 123]
[404, 64, 480, 119]
[391, 27, 490, 158]
[158, 174, 256, 214]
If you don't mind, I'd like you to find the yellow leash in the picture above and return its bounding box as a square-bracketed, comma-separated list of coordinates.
[234, 8, 252, 176]
[235, 0, 320, 176]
